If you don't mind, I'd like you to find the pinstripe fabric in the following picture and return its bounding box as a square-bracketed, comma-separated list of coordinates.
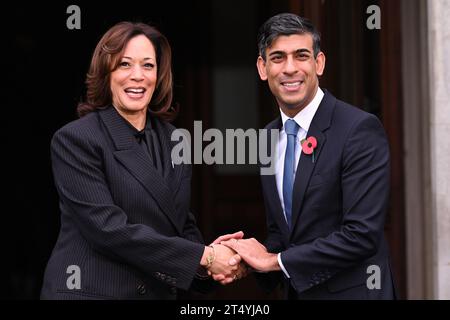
[41, 106, 207, 300]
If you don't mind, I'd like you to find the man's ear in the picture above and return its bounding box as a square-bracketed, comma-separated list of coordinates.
[315, 51, 326, 76]
[256, 56, 268, 81]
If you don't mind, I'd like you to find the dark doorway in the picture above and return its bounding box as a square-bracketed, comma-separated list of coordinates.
[9, 0, 405, 299]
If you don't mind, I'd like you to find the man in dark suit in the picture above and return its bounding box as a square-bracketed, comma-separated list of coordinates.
[222, 13, 396, 299]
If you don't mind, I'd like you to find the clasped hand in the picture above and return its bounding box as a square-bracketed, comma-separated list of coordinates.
[206, 231, 249, 285]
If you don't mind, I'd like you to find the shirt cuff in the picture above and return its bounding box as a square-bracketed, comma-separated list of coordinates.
[278, 253, 290, 278]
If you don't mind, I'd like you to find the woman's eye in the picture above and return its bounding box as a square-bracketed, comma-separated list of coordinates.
[119, 61, 131, 67]
[144, 63, 154, 69]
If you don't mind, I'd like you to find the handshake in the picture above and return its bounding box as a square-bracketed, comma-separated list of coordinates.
[200, 231, 280, 285]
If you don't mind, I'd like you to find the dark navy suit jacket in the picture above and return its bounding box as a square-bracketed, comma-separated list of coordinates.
[259, 91, 396, 299]
[41, 106, 208, 299]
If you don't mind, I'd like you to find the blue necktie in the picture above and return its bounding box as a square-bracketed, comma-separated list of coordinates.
[283, 119, 300, 229]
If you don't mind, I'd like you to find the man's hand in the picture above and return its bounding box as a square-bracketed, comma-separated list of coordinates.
[210, 231, 244, 245]
[221, 238, 280, 272]
[202, 231, 249, 285]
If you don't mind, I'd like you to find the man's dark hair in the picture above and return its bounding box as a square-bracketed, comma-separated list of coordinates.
[257, 13, 321, 60]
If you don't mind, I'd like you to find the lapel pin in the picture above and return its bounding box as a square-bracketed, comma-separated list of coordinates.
[301, 136, 318, 163]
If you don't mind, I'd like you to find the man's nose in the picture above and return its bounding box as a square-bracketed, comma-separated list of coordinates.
[283, 56, 298, 75]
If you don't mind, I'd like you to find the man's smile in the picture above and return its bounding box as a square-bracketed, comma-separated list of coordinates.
[280, 79, 304, 91]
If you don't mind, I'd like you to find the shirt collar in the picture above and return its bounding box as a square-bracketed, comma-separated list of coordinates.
[111, 105, 152, 136]
[280, 87, 324, 133]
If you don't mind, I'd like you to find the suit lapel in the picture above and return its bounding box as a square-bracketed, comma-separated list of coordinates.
[290, 91, 335, 236]
[152, 118, 183, 193]
[260, 174, 290, 237]
[261, 117, 290, 236]
[99, 107, 183, 235]
[290, 122, 326, 233]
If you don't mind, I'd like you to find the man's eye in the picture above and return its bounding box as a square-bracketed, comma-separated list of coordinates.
[271, 56, 283, 62]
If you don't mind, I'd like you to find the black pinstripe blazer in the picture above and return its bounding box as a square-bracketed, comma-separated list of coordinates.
[41, 106, 207, 300]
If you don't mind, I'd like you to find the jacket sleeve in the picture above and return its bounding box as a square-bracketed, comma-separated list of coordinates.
[254, 178, 286, 293]
[281, 114, 390, 293]
[177, 163, 204, 244]
[51, 125, 204, 291]
[182, 209, 218, 294]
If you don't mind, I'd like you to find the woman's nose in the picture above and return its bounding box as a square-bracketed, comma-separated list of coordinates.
[130, 66, 144, 81]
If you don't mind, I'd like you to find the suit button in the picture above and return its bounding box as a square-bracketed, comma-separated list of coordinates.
[137, 284, 147, 295]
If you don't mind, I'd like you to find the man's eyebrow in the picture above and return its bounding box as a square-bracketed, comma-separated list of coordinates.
[268, 50, 286, 57]
[296, 48, 312, 54]
[268, 48, 312, 57]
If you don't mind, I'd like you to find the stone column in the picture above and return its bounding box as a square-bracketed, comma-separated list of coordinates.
[428, 0, 450, 300]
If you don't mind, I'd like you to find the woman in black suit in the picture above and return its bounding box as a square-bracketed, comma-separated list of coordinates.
[41, 22, 245, 299]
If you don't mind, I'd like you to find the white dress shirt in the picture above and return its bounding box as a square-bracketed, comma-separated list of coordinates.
[276, 87, 324, 278]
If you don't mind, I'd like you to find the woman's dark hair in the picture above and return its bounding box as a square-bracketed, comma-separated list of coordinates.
[257, 13, 321, 60]
[77, 21, 176, 121]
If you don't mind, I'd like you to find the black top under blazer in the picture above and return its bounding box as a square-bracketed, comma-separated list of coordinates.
[41, 106, 207, 299]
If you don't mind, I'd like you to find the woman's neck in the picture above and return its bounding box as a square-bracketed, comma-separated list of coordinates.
[114, 106, 147, 131]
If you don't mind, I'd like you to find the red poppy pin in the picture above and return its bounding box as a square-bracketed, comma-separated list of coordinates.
[301, 136, 318, 163]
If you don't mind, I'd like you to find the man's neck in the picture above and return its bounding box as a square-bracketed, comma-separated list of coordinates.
[279, 85, 319, 118]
